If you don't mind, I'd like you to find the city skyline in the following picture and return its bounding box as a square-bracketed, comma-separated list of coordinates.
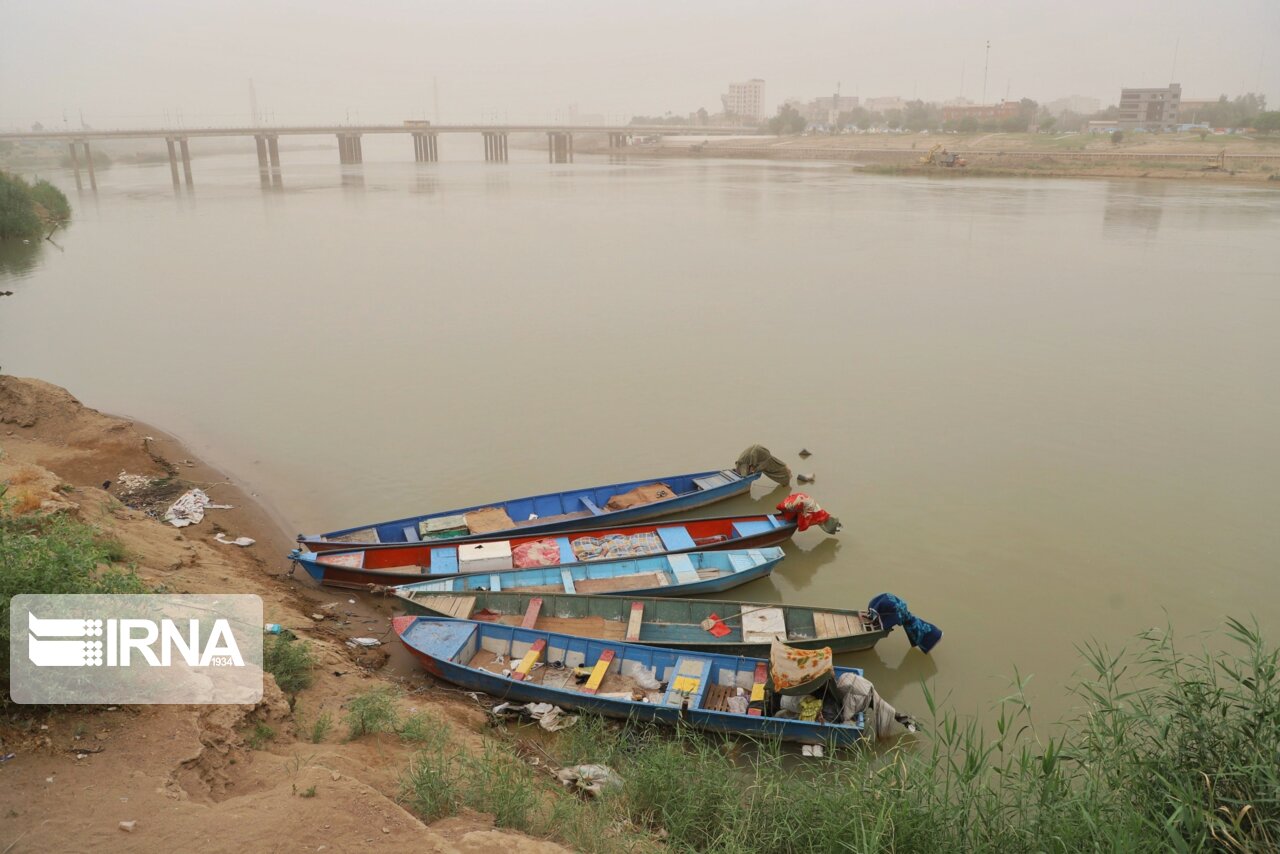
[1, 0, 1275, 129]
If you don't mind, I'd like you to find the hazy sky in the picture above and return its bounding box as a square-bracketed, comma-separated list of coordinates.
[2, 0, 1276, 128]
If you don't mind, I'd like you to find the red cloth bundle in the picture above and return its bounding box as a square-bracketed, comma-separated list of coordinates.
[775, 492, 831, 532]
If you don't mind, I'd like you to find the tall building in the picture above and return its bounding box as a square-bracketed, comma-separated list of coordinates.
[1117, 83, 1180, 131]
[789, 94, 859, 125]
[721, 79, 766, 122]
[1045, 95, 1101, 117]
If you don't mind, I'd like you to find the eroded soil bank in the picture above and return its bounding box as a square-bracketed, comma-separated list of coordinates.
[0, 375, 570, 853]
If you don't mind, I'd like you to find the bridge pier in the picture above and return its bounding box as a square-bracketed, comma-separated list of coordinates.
[337, 133, 363, 164]
[83, 141, 97, 190]
[179, 138, 193, 187]
[413, 132, 438, 163]
[483, 132, 508, 162]
[268, 135, 280, 169]
[547, 132, 573, 163]
[608, 132, 628, 149]
[254, 135, 269, 172]
[68, 142, 83, 190]
[166, 137, 181, 188]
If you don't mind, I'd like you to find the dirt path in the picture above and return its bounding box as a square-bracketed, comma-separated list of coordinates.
[0, 376, 569, 853]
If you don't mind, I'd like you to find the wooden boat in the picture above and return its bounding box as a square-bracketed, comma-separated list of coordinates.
[289, 514, 797, 589]
[392, 548, 783, 599]
[398, 590, 888, 656]
[393, 616, 867, 746]
[297, 468, 761, 552]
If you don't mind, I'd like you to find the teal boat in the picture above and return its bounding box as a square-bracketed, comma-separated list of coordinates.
[397, 589, 889, 656]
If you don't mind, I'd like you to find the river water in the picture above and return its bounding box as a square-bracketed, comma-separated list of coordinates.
[3, 137, 1278, 724]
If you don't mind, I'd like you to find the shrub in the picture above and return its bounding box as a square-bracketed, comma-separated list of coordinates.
[0, 512, 145, 689]
[28, 179, 70, 222]
[308, 711, 333, 744]
[345, 687, 399, 738]
[263, 633, 316, 695]
[400, 751, 459, 823]
[458, 740, 538, 830]
[246, 723, 275, 750]
[0, 171, 40, 240]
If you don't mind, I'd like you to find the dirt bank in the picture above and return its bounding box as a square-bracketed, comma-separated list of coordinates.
[586, 131, 1280, 184]
[0, 376, 569, 853]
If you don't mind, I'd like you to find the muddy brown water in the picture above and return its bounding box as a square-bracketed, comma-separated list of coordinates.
[3, 139, 1278, 726]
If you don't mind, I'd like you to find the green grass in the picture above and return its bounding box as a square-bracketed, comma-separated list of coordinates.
[399, 710, 449, 747]
[246, 723, 275, 750]
[307, 710, 333, 744]
[394, 620, 1279, 853]
[400, 750, 460, 823]
[0, 510, 146, 690]
[344, 687, 399, 739]
[263, 633, 316, 695]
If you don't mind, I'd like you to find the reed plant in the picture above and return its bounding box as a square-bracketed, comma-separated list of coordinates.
[393, 621, 1276, 852]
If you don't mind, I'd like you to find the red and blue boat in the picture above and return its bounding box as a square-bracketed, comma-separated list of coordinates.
[297, 469, 760, 552]
[289, 514, 796, 589]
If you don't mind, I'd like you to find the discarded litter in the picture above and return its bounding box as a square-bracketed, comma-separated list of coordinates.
[213, 533, 255, 547]
[163, 489, 213, 527]
[347, 637, 381, 648]
[555, 764, 622, 798]
[264, 623, 284, 634]
[0, 753, 15, 763]
[119, 820, 137, 833]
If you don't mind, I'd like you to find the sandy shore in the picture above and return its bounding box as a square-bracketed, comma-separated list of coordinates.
[581, 131, 1280, 184]
[0, 376, 569, 853]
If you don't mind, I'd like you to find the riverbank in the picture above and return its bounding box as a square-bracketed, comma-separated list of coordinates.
[2, 376, 1277, 852]
[588, 131, 1280, 183]
[0, 376, 570, 853]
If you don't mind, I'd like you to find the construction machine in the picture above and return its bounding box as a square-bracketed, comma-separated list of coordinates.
[919, 143, 967, 168]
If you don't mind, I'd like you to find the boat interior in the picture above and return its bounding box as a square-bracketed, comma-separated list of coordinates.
[401, 619, 862, 728]
[322, 469, 745, 545]
[316, 514, 790, 573]
[395, 549, 777, 596]
[404, 592, 879, 645]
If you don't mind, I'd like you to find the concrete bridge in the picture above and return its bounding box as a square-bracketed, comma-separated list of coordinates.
[0, 124, 761, 190]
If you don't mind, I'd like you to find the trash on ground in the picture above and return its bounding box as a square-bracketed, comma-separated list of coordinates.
[119, 820, 137, 833]
[163, 489, 213, 527]
[347, 637, 381, 648]
[213, 533, 255, 547]
[555, 764, 623, 798]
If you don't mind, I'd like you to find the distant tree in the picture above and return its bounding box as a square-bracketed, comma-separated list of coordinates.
[958, 116, 978, 134]
[1256, 112, 1280, 134]
[0, 171, 43, 240]
[1038, 115, 1057, 132]
[767, 104, 807, 135]
[696, 107, 709, 125]
[902, 100, 941, 132]
[884, 109, 903, 130]
[1111, 130, 1124, 145]
[1198, 130, 1210, 141]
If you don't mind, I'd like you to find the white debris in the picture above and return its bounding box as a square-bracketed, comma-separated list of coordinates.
[347, 638, 381, 648]
[119, 820, 137, 833]
[555, 764, 622, 797]
[163, 489, 212, 527]
[213, 533, 256, 547]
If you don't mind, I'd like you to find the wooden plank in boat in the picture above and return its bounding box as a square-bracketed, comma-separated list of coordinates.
[560, 569, 576, 594]
[581, 649, 615, 694]
[832, 614, 857, 637]
[449, 596, 476, 618]
[668, 553, 700, 585]
[521, 598, 543, 628]
[625, 602, 644, 641]
[512, 639, 546, 681]
[814, 612, 836, 638]
[742, 607, 787, 643]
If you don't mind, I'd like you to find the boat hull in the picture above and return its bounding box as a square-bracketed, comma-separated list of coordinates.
[290, 514, 798, 590]
[392, 549, 784, 599]
[401, 590, 887, 656]
[397, 617, 866, 746]
[299, 469, 761, 552]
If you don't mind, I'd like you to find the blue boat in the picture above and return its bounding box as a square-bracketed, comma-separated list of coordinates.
[297, 469, 761, 552]
[288, 514, 797, 590]
[394, 616, 867, 746]
[393, 548, 784, 598]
